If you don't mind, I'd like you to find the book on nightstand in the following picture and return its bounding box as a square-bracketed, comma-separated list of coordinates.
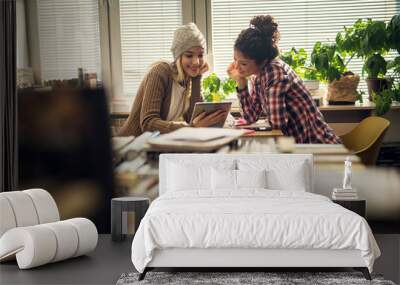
[332, 188, 359, 200]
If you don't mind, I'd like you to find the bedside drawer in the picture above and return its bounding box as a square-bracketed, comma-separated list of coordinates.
[333, 200, 366, 218]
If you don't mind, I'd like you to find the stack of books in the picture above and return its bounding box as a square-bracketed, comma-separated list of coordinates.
[112, 131, 158, 166]
[147, 127, 246, 152]
[332, 188, 358, 200]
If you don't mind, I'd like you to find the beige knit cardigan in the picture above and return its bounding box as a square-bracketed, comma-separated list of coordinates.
[117, 61, 202, 137]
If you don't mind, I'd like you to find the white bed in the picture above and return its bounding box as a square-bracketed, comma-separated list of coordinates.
[131, 154, 380, 280]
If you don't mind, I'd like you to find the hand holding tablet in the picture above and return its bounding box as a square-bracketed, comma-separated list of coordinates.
[190, 102, 232, 128]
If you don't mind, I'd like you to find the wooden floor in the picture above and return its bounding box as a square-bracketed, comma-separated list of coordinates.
[1, 234, 398, 284]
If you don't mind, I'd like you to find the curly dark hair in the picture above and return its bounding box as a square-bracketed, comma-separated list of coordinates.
[234, 15, 280, 65]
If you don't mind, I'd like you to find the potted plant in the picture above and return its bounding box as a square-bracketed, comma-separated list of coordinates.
[386, 14, 400, 104]
[374, 56, 400, 116]
[202, 73, 237, 102]
[387, 56, 400, 101]
[336, 18, 390, 98]
[310, 41, 359, 105]
[281, 47, 320, 90]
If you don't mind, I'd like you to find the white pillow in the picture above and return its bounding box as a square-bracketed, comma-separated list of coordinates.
[167, 160, 235, 192]
[211, 168, 236, 191]
[237, 169, 267, 189]
[167, 162, 210, 191]
[211, 169, 267, 191]
[238, 159, 309, 191]
[267, 165, 307, 191]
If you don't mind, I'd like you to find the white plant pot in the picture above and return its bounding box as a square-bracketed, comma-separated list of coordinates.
[303, 80, 320, 91]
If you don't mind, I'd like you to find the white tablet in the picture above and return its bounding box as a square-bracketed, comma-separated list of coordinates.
[190, 102, 232, 128]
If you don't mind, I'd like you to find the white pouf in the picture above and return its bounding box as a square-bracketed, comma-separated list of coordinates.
[0, 196, 17, 237]
[1, 191, 39, 227]
[23, 188, 60, 223]
[0, 189, 98, 269]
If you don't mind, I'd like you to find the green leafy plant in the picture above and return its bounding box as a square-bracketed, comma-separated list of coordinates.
[387, 14, 400, 53]
[281, 48, 307, 75]
[364, 54, 387, 78]
[387, 56, 400, 77]
[336, 18, 389, 79]
[369, 53, 400, 115]
[392, 83, 400, 102]
[303, 69, 320, 80]
[281, 48, 319, 80]
[356, 90, 365, 103]
[337, 19, 387, 57]
[310, 42, 347, 82]
[202, 73, 237, 102]
[372, 89, 393, 116]
[335, 19, 364, 56]
[360, 20, 387, 56]
[387, 56, 400, 102]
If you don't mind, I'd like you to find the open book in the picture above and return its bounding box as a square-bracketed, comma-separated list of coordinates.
[234, 119, 272, 131]
[161, 127, 246, 142]
[147, 127, 246, 152]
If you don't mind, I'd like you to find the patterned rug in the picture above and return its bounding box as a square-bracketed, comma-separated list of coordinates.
[116, 271, 396, 285]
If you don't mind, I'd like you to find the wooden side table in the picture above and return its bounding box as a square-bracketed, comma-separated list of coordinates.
[111, 197, 149, 242]
[332, 199, 366, 218]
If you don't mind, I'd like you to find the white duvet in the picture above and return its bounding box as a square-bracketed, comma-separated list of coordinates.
[131, 190, 380, 273]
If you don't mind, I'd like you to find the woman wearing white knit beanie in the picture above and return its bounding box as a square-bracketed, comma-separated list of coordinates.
[118, 23, 227, 136]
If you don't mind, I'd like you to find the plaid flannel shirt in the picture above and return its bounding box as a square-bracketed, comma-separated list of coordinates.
[237, 59, 341, 144]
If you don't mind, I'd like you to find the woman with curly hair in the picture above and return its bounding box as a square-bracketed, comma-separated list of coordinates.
[228, 15, 341, 144]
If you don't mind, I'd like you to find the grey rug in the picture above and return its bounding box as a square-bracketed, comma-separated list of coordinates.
[116, 272, 396, 285]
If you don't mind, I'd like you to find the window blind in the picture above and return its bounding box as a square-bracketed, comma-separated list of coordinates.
[37, 0, 101, 81]
[211, 0, 400, 95]
[119, 0, 182, 97]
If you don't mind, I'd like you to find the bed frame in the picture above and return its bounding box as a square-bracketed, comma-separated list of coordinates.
[139, 248, 371, 280]
[138, 154, 372, 281]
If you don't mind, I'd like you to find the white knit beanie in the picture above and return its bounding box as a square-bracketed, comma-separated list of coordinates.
[171, 23, 206, 61]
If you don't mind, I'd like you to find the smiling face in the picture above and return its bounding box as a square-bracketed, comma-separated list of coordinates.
[234, 49, 260, 77]
[181, 47, 205, 78]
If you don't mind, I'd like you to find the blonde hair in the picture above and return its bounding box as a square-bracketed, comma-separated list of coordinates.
[172, 56, 192, 115]
[174, 56, 186, 82]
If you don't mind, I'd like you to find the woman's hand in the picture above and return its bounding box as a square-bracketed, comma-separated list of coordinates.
[227, 62, 247, 89]
[192, 110, 228, 128]
[199, 62, 209, 75]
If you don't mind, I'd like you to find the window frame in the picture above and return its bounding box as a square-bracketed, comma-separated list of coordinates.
[206, 0, 400, 102]
[27, 0, 397, 111]
[106, 0, 197, 112]
[25, 0, 106, 87]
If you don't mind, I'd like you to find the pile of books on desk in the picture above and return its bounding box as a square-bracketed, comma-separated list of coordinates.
[112, 131, 158, 165]
[332, 188, 358, 200]
[146, 127, 246, 152]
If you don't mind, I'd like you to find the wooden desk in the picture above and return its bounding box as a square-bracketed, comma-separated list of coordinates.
[319, 101, 400, 111]
[228, 101, 400, 113]
[227, 102, 400, 142]
[242, 129, 284, 137]
[318, 102, 400, 142]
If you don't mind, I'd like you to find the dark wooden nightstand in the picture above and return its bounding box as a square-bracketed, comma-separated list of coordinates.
[332, 199, 366, 218]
